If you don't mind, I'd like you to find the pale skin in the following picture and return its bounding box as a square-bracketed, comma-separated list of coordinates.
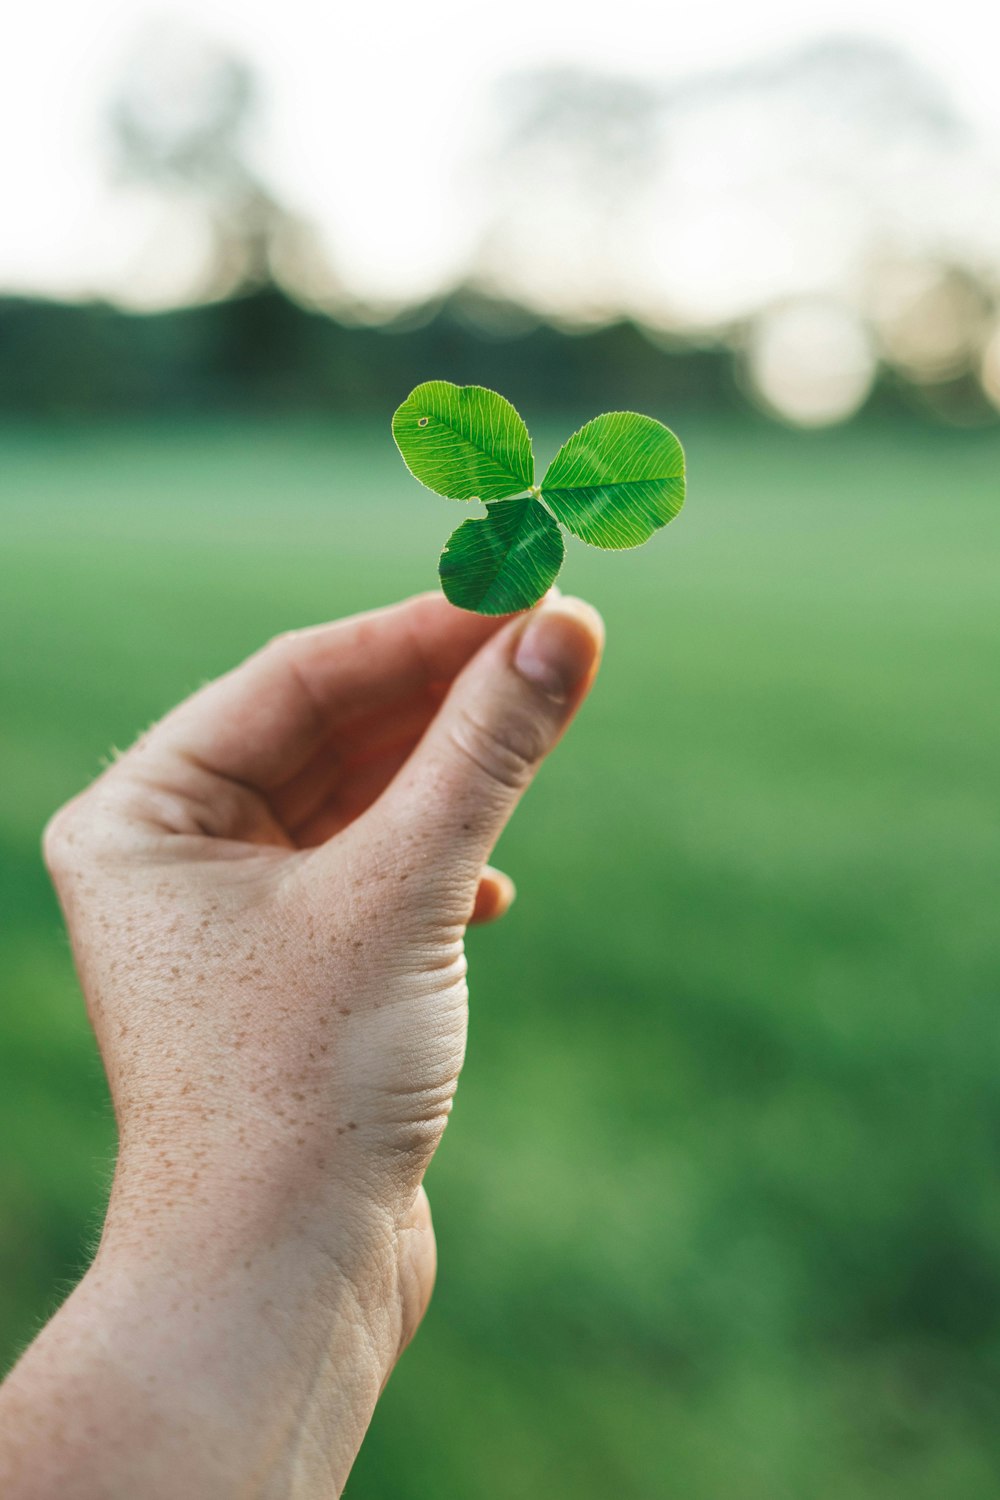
[0, 589, 604, 1499]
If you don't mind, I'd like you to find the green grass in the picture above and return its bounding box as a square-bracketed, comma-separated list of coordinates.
[1, 412, 999, 1496]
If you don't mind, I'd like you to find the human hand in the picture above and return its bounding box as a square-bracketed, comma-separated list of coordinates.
[0, 590, 603, 1499]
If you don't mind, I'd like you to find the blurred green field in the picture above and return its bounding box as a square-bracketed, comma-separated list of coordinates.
[2, 412, 999, 1497]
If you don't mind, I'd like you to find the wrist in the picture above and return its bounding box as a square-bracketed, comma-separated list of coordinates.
[105, 1237, 391, 1489]
[0, 1214, 398, 1500]
[100, 1143, 409, 1366]
[33, 1157, 413, 1497]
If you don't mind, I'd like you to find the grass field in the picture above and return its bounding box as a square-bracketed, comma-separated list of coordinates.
[2, 411, 999, 1497]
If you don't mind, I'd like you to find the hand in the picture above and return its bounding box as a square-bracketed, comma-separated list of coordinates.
[0, 590, 603, 1499]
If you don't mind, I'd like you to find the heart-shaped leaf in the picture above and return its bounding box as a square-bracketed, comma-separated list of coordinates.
[540, 411, 685, 549]
[439, 498, 564, 615]
[393, 381, 534, 502]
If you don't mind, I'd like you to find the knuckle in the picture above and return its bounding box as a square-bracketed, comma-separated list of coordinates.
[260, 631, 325, 735]
[262, 630, 297, 663]
[270, 627, 300, 650]
[41, 798, 87, 878]
[449, 703, 548, 792]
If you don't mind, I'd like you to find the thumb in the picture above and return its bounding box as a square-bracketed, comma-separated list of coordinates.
[363, 594, 604, 900]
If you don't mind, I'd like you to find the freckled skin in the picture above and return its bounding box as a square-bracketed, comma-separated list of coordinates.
[0, 591, 603, 1500]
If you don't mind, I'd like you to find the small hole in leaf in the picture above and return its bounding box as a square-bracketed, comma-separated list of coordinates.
[418, 417, 429, 427]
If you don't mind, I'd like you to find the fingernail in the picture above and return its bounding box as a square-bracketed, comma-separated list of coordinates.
[513, 598, 604, 701]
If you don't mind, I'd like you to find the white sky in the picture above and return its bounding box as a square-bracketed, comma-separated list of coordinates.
[1, 0, 998, 307]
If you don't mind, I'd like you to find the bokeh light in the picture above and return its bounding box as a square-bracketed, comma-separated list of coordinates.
[745, 300, 877, 425]
[981, 322, 1000, 411]
[871, 261, 993, 384]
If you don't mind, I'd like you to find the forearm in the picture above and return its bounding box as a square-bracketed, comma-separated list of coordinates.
[0, 1196, 399, 1500]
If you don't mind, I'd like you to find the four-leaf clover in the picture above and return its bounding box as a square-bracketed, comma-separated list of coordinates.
[392, 381, 686, 614]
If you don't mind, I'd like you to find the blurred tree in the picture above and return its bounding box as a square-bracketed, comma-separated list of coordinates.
[1, 32, 995, 426]
[469, 68, 662, 324]
[467, 39, 1000, 425]
[107, 23, 339, 306]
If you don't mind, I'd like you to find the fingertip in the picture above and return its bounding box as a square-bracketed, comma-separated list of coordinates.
[469, 866, 517, 924]
[511, 594, 605, 701]
[550, 594, 605, 656]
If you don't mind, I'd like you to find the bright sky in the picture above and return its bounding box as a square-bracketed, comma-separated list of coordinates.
[1, 0, 998, 307]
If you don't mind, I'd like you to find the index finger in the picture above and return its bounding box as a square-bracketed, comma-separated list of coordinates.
[135, 593, 512, 790]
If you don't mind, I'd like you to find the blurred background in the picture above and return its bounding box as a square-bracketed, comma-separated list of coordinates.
[2, 0, 999, 1494]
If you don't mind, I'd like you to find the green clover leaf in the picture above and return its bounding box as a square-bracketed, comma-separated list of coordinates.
[392, 380, 533, 501]
[439, 499, 564, 616]
[392, 382, 686, 615]
[540, 411, 685, 549]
